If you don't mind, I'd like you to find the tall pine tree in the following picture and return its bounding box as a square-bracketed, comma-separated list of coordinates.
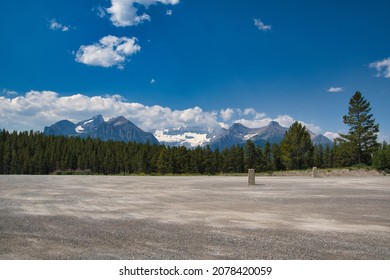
[337, 91, 379, 165]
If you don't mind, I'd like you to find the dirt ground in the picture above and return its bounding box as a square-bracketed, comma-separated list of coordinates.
[0, 175, 389, 259]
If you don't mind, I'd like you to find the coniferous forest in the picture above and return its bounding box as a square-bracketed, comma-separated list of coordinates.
[1, 92, 389, 175]
[0, 128, 389, 175]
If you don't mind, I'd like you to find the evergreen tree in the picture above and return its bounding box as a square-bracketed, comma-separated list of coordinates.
[203, 146, 215, 174]
[157, 147, 170, 174]
[255, 145, 264, 171]
[323, 144, 332, 168]
[313, 145, 324, 168]
[244, 140, 257, 169]
[271, 143, 284, 171]
[280, 122, 314, 170]
[337, 91, 379, 165]
[372, 142, 390, 171]
[263, 142, 272, 171]
[221, 148, 233, 173]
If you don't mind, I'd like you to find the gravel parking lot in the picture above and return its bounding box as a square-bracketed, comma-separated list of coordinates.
[1, 175, 389, 259]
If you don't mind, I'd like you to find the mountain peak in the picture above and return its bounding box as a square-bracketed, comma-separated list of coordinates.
[230, 123, 249, 133]
[268, 121, 281, 127]
[108, 116, 129, 126]
[110, 115, 127, 121]
[91, 114, 104, 121]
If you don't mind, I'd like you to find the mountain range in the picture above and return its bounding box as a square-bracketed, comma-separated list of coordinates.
[155, 121, 333, 149]
[44, 115, 333, 149]
[43, 115, 159, 144]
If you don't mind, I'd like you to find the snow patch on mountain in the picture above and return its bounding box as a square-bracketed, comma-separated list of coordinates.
[83, 119, 94, 125]
[75, 125, 84, 133]
[154, 127, 217, 148]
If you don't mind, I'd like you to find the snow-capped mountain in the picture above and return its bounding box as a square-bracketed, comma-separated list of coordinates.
[154, 121, 333, 149]
[206, 123, 259, 151]
[207, 121, 287, 150]
[154, 126, 217, 148]
[44, 115, 159, 144]
[44, 116, 333, 148]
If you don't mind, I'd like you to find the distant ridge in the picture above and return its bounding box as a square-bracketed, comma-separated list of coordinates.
[154, 121, 333, 150]
[44, 115, 159, 144]
[44, 116, 333, 148]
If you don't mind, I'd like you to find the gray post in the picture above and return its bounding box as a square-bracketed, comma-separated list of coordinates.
[248, 169, 255, 185]
[312, 167, 319, 178]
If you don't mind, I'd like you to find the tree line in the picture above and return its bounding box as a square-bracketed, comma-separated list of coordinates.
[0, 91, 388, 175]
[0, 128, 388, 175]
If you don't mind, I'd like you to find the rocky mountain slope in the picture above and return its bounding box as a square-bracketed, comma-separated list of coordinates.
[44, 115, 159, 144]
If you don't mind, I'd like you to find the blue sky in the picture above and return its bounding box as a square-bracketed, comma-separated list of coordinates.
[1, 0, 389, 141]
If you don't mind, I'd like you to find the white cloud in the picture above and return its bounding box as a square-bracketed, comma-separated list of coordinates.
[220, 108, 267, 126]
[327, 87, 344, 93]
[254, 18, 272, 31]
[236, 118, 272, 128]
[107, 0, 179, 27]
[75, 35, 141, 69]
[0, 91, 219, 132]
[274, 115, 295, 127]
[243, 108, 266, 119]
[369, 58, 390, 78]
[220, 108, 235, 121]
[49, 18, 71, 32]
[0, 91, 330, 138]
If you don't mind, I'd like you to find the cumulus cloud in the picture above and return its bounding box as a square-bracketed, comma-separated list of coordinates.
[220, 108, 235, 121]
[75, 35, 141, 69]
[49, 18, 71, 32]
[1, 91, 330, 137]
[219, 108, 268, 127]
[0, 91, 219, 132]
[369, 58, 390, 78]
[243, 108, 266, 119]
[327, 87, 344, 93]
[254, 18, 272, 31]
[107, 0, 179, 27]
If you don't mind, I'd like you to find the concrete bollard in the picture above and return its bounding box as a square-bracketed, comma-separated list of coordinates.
[312, 167, 319, 178]
[248, 169, 255, 185]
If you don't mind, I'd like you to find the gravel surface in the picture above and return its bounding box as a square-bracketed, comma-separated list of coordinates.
[1, 175, 389, 259]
